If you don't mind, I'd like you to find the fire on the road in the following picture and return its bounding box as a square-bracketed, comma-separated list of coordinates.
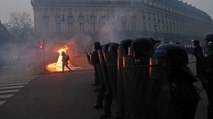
[47, 45, 72, 72]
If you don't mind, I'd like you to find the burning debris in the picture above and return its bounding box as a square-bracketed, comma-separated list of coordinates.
[46, 45, 80, 72]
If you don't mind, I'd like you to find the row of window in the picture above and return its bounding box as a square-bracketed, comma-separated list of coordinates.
[42, 22, 137, 33]
[42, 21, 209, 37]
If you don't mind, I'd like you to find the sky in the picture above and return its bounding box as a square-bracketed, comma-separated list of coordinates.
[0, 0, 213, 24]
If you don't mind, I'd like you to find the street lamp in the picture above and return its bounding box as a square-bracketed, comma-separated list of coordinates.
[154, 24, 158, 39]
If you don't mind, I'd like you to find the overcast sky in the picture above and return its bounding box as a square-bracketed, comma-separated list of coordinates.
[0, 0, 213, 24]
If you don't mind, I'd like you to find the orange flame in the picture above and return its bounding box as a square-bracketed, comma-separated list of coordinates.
[47, 45, 71, 72]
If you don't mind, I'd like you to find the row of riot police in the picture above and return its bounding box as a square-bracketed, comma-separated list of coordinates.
[87, 34, 213, 119]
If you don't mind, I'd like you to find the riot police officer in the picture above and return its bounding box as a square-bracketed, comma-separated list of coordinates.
[154, 44, 199, 119]
[117, 39, 133, 119]
[203, 34, 213, 119]
[192, 40, 205, 78]
[94, 43, 113, 118]
[91, 42, 101, 87]
[121, 38, 154, 119]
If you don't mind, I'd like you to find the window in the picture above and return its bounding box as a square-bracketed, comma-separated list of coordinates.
[90, 9, 95, 18]
[56, 22, 61, 33]
[68, 23, 73, 33]
[111, 8, 116, 18]
[131, 8, 136, 18]
[55, 8, 61, 16]
[80, 22, 84, 32]
[132, 22, 136, 32]
[91, 22, 95, 32]
[67, 8, 73, 18]
[79, 8, 84, 18]
[43, 22, 49, 33]
[100, 9, 106, 18]
[122, 22, 127, 31]
[43, 8, 49, 16]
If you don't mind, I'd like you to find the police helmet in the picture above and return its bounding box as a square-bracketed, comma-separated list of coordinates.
[108, 43, 119, 53]
[94, 41, 101, 51]
[193, 40, 199, 46]
[131, 38, 154, 59]
[102, 43, 111, 53]
[154, 44, 188, 66]
[120, 39, 133, 55]
[205, 34, 213, 42]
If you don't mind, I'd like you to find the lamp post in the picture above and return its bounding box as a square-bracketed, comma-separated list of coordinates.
[154, 24, 158, 40]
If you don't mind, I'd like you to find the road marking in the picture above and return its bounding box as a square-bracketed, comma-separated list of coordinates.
[0, 89, 19, 94]
[0, 80, 31, 84]
[0, 74, 37, 107]
[0, 101, 6, 106]
[0, 82, 28, 87]
[0, 86, 24, 90]
[0, 75, 37, 81]
[0, 94, 13, 99]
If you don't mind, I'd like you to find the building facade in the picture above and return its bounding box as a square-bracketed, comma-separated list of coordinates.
[31, 0, 213, 43]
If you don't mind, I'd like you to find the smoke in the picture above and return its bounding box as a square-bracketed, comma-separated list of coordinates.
[0, 38, 41, 74]
[96, 10, 125, 45]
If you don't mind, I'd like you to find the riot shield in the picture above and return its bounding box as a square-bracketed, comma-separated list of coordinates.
[121, 59, 175, 119]
[105, 51, 118, 100]
[98, 50, 110, 93]
[117, 48, 129, 119]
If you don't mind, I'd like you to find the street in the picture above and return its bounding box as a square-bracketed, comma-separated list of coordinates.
[0, 69, 110, 119]
[0, 62, 209, 119]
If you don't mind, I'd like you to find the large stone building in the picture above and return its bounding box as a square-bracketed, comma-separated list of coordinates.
[31, 0, 213, 43]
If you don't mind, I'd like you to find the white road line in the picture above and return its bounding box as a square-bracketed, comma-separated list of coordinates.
[0, 94, 13, 99]
[0, 79, 30, 82]
[0, 89, 19, 94]
[0, 82, 28, 87]
[0, 101, 6, 106]
[0, 80, 31, 84]
[0, 75, 36, 81]
[0, 85, 24, 90]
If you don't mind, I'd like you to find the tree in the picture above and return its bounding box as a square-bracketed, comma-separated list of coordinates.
[5, 12, 33, 43]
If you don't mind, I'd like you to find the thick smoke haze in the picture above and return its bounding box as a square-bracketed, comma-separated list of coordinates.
[0, 0, 213, 74]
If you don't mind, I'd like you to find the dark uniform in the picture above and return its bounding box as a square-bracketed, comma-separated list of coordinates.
[192, 40, 205, 78]
[203, 34, 213, 119]
[154, 44, 199, 119]
[91, 42, 101, 86]
[94, 44, 113, 118]
[117, 39, 133, 119]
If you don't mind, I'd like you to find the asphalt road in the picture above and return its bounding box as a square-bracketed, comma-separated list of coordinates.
[0, 70, 109, 119]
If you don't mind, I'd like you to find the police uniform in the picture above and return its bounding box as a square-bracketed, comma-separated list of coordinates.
[192, 40, 205, 77]
[154, 44, 199, 119]
[203, 34, 213, 119]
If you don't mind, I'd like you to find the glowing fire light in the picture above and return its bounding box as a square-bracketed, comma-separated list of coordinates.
[47, 45, 71, 72]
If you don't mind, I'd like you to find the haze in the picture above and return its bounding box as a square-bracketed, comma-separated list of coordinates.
[0, 0, 213, 23]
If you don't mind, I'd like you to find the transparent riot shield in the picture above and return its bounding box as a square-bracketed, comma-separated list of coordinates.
[117, 48, 129, 119]
[105, 51, 118, 100]
[121, 58, 175, 119]
[98, 50, 110, 93]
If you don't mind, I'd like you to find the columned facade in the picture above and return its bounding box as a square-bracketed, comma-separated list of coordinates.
[31, 0, 213, 43]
